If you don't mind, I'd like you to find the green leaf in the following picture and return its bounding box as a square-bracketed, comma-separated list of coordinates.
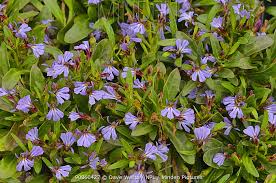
[181, 80, 197, 97]
[7, 0, 31, 13]
[94, 18, 115, 45]
[168, 2, 178, 36]
[217, 68, 235, 79]
[45, 45, 63, 58]
[120, 138, 133, 154]
[0, 155, 17, 179]
[163, 68, 181, 101]
[64, 0, 75, 22]
[249, 63, 276, 82]
[212, 122, 226, 132]
[0, 43, 10, 77]
[261, 111, 269, 132]
[11, 133, 27, 151]
[108, 159, 129, 170]
[224, 52, 255, 69]
[164, 124, 195, 164]
[210, 34, 221, 58]
[34, 159, 42, 174]
[18, 11, 39, 19]
[217, 174, 230, 183]
[158, 39, 176, 46]
[193, 0, 217, 7]
[266, 6, 276, 17]
[2, 69, 21, 90]
[240, 35, 274, 56]
[131, 123, 154, 136]
[265, 174, 276, 183]
[221, 81, 236, 94]
[64, 16, 92, 43]
[202, 138, 223, 152]
[30, 65, 45, 94]
[42, 157, 53, 168]
[242, 154, 259, 177]
[44, 0, 65, 25]
[92, 39, 113, 62]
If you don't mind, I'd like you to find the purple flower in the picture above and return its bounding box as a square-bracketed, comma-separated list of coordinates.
[52, 165, 72, 180]
[129, 170, 146, 183]
[213, 153, 225, 166]
[55, 87, 70, 104]
[265, 104, 276, 114]
[29, 44, 45, 58]
[177, 108, 195, 132]
[102, 86, 120, 101]
[269, 113, 276, 133]
[178, 11, 194, 27]
[16, 95, 33, 113]
[213, 32, 224, 41]
[77, 131, 96, 147]
[120, 23, 140, 38]
[191, 67, 212, 82]
[240, 10, 250, 19]
[89, 90, 105, 105]
[88, 0, 102, 4]
[133, 79, 146, 89]
[26, 127, 39, 142]
[156, 4, 169, 16]
[223, 96, 245, 119]
[0, 4, 6, 13]
[74, 41, 90, 51]
[194, 126, 211, 143]
[243, 125, 260, 143]
[155, 143, 169, 162]
[88, 152, 100, 169]
[215, 0, 228, 5]
[74, 81, 93, 96]
[143, 143, 158, 160]
[200, 90, 215, 100]
[176, 39, 192, 55]
[69, 112, 81, 121]
[100, 159, 107, 167]
[176, 0, 191, 12]
[121, 67, 140, 78]
[46, 51, 74, 78]
[223, 117, 233, 135]
[16, 152, 34, 171]
[0, 88, 15, 96]
[101, 66, 119, 81]
[204, 122, 216, 129]
[14, 23, 31, 39]
[233, 4, 241, 14]
[101, 123, 117, 140]
[201, 55, 216, 64]
[30, 146, 44, 157]
[60, 132, 76, 148]
[188, 88, 198, 99]
[161, 101, 180, 120]
[269, 113, 276, 127]
[46, 107, 64, 121]
[41, 19, 54, 25]
[124, 112, 141, 130]
[130, 22, 146, 35]
[211, 17, 223, 29]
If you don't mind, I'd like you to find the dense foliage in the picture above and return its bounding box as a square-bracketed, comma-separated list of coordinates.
[0, 0, 276, 182]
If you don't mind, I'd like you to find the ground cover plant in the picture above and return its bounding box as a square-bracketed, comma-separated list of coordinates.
[0, 0, 276, 182]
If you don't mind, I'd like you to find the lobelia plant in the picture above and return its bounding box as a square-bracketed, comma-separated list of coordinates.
[0, 0, 275, 182]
